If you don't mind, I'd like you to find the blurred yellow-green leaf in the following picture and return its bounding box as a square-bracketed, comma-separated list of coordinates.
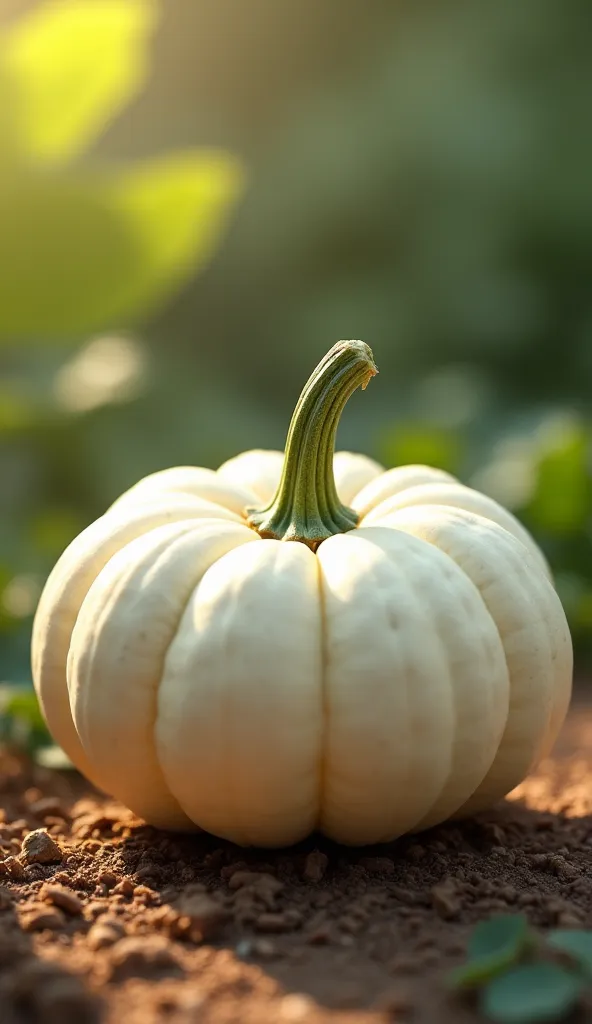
[2, 0, 156, 166]
[526, 419, 590, 535]
[576, 593, 592, 631]
[0, 684, 50, 752]
[0, 174, 137, 337]
[380, 423, 464, 475]
[0, 153, 243, 338]
[0, 0, 242, 343]
[104, 151, 245, 321]
[28, 508, 85, 559]
[0, 61, 20, 175]
[0, 387, 39, 433]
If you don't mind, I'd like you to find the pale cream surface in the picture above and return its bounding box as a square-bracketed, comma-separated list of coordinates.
[32, 450, 573, 846]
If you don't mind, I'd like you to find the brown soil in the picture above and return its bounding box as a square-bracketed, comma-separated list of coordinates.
[2, 694, 592, 1024]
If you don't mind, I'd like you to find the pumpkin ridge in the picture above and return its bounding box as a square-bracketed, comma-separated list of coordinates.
[146, 525, 256, 833]
[315, 550, 330, 832]
[153, 532, 265, 841]
[69, 520, 255, 830]
[378, 541, 458, 835]
[452, 546, 550, 817]
[387, 506, 564, 817]
[33, 506, 234, 785]
[406, 530, 511, 830]
[68, 522, 202, 827]
[366, 481, 550, 579]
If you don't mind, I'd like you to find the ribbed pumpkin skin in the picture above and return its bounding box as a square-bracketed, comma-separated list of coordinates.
[32, 451, 572, 847]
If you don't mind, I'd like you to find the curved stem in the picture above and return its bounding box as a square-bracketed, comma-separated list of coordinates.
[247, 340, 378, 550]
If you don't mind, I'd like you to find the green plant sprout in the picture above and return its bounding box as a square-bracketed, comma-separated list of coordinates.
[449, 914, 592, 1023]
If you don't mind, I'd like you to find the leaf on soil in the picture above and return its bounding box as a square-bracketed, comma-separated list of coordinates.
[481, 963, 582, 1024]
[448, 914, 533, 989]
[547, 930, 592, 977]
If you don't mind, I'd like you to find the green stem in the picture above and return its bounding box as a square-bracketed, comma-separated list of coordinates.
[247, 340, 378, 550]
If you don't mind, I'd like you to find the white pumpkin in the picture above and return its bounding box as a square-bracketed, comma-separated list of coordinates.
[32, 341, 572, 847]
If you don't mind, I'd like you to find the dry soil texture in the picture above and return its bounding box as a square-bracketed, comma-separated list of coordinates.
[1, 693, 592, 1024]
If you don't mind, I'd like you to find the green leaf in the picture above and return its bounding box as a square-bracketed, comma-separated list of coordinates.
[0, 685, 46, 732]
[0, 684, 50, 754]
[0, 60, 20, 175]
[103, 150, 245, 320]
[481, 964, 583, 1024]
[448, 915, 532, 990]
[2, 0, 156, 166]
[380, 423, 463, 475]
[0, 388, 38, 433]
[0, 174, 135, 337]
[526, 418, 590, 535]
[547, 931, 592, 977]
[0, 152, 243, 339]
[468, 916, 531, 962]
[29, 509, 86, 559]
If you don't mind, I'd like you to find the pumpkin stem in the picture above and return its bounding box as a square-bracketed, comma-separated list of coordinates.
[247, 340, 378, 550]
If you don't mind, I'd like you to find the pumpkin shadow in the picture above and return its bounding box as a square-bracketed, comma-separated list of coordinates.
[114, 785, 592, 1015]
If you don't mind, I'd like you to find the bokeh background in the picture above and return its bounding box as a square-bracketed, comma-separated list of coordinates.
[1, 0, 591, 743]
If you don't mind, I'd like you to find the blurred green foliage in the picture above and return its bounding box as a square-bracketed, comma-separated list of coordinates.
[0, 0, 242, 339]
[0, 0, 591, 703]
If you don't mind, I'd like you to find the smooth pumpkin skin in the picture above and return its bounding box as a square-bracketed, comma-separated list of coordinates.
[31, 448, 572, 846]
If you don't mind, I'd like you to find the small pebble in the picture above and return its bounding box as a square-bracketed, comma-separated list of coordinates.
[173, 893, 228, 942]
[303, 850, 328, 883]
[113, 878, 135, 897]
[430, 881, 460, 920]
[98, 871, 118, 889]
[1, 856, 26, 880]
[20, 829, 63, 865]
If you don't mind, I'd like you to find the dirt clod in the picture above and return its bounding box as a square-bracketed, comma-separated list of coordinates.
[40, 883, 83, 915]
[20, 905, 66, 932]
[1, 855, 26, 880]
[112, 878, 134, 897]
[29, 796, 69, 820]
[87, 919, 127, 950]
[20, 828, 63, 865]
[171, 892, 229, 942]
[303, 850, 328, 883]
[430, 880, 460, 920]
[105, 935, 183, 982]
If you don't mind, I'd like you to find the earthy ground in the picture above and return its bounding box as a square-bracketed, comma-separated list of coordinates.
[2, 693, 592, 1024]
